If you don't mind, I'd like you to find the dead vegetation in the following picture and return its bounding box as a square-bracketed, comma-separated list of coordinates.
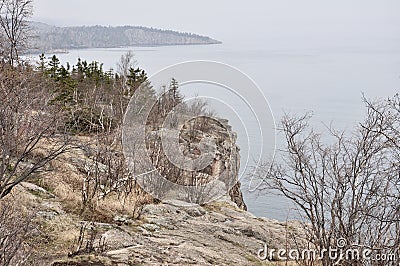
[254, 94, 400, 265]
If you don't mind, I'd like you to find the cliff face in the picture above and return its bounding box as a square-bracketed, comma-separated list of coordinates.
[194, 117, 247, 210]
[147, 115, 247, 210]
[229, 181, 247, 210]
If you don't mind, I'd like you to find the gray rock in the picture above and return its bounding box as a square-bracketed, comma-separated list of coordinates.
[95, 201, 306, 265]
[101, 229, 135, 250]
[37, 210, 58, 220]
[20, 182, 55, 198]
[113, 215, 133, 225]
[183, 206, 206, 217]
[141, 223, 160, 232]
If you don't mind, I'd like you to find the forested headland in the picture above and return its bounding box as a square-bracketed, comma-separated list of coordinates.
[29, 22, 222, 53]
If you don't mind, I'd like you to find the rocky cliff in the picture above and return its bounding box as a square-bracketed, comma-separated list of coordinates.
[142, 115, 247, 210]
[178, 116, 247, 210]
[0, 118, 307, 265]
[0, 109, 301, 265]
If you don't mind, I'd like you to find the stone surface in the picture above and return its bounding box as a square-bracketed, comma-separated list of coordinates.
[14, 181, 305, 265]
[55, 200, 304, 265]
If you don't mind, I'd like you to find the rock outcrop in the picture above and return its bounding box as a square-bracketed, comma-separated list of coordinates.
[145, 116, 247, 210]
[13, 181, 303, 265]
[179, 117, 247, 210]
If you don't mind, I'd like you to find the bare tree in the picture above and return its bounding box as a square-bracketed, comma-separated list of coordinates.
[0, 0, 33, 64]
[116, 51, 136, 78]
[0, 199, 33, 266]
[363, 94, 400, 161]
[253, 95, 400, 265]
[0, 65, 72, 199]
[69, 221, 106, 257]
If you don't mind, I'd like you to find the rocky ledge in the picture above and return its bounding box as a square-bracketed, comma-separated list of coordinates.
[14, 182, 303, 265]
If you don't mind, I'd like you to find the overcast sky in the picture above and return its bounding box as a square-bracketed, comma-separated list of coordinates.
[32, 0, 400, 46]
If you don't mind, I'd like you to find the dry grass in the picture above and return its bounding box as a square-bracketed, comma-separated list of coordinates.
[32, 146, 152, 223]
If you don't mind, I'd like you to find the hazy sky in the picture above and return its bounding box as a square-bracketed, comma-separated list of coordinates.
[32, 0, 400, 46]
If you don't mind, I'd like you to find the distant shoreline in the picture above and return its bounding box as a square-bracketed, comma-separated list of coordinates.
[28, 22, 222, 54]
[25, 42, 223, 56]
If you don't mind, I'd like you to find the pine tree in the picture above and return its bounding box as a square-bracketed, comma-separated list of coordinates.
[169, 78, 181, 103]
[126, 67, 148, 95]
[37, 54, 46, 73]
[47, 55, 60, 79]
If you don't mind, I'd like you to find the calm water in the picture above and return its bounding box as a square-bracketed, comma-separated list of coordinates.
[26, 42, 400, 220]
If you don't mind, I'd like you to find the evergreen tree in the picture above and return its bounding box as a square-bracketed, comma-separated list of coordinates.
[126, 67, 148, 95]
[37, 53, 46, 73]
[169, 78, 181, 104]
[47, 55, 60, 79]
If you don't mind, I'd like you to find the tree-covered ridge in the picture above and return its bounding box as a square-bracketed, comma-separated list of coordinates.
[29, 22, 222, 53]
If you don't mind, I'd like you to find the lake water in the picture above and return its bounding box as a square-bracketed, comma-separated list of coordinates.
[26, 41, 400, 220]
